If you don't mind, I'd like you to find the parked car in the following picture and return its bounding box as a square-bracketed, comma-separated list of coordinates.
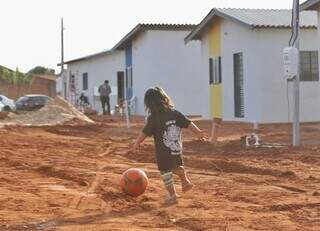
[16, 95, 52, 111]
[0, 95, 16, 112]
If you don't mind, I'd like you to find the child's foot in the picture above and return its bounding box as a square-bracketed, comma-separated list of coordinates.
[163, 195, 178, 206]
[182, 182, 194, 193]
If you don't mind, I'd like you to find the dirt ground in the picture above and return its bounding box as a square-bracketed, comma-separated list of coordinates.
[0, 116, 319, 231]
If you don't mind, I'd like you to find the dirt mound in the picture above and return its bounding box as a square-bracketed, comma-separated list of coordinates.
[0, 112, 9, 120]
[0, 96, 94, 126]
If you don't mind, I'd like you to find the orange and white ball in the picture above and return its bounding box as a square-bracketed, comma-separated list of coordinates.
[120, 168, 148, 197]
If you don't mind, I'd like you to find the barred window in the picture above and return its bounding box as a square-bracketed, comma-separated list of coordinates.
[300, 51, 319, 81]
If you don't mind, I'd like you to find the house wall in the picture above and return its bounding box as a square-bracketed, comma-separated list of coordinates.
[256, 28, 319, 123]
[66, 50, 125, 114]
[220, 20, 262, 123]
[211, 19, 319, 123]
[132, 30, 207, 117]
[318, 8, 320, 81]
[199, 33, 212, 119]
[209, 20, 223, 119]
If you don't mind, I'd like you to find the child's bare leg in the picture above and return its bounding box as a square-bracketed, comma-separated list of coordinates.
[173, 166, 193, 193]
[160, 171, 178, 204]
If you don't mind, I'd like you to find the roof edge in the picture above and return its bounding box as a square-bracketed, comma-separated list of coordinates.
[185, 7, 317, 43]
[113, 23, 197, 50]
[112, 24, 142, 51]
[185, 8, 253, 44]
[300, 0, 320, 11]
[61, 49, 113, 65]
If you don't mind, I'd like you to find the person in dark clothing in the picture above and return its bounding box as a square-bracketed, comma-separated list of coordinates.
[98, 80, 112, 115]
[79, 93, 89, 105]
[131, 87, 208, 205]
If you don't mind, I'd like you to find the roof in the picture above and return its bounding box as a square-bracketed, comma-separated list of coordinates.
[185, 8, 318, 43]
[112, 23, 196, 50]
[62, 23, 196, 65]
[301, 0, 320, 11]
[64, 49, 112, 64]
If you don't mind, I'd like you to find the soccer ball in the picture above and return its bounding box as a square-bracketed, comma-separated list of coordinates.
[120, 168, 148, 197]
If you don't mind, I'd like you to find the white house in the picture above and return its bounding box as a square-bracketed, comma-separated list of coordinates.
[63, 50, 125, 114]
[185, 8, 319, 123]
[63, 24, 205, 116]
[112, 24, 205, 116]
[301, 0, 320, 79]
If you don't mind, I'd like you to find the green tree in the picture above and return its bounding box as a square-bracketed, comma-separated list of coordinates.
[28, 66, 55, 75]
[0, 67, 32, 85]
[0, 68, 13, 84]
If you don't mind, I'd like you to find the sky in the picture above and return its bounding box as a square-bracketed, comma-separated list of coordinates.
[0, 0, 308, 73]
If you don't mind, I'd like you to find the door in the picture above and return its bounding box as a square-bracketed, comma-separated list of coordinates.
[234, 53, 244, 118]
[117, 71, 125, 102]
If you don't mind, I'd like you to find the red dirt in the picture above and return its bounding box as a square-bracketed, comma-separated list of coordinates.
[0, 117, 319, 230]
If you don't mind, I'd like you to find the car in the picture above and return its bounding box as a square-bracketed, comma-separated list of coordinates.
[15, 95, 52, 111]
[0, 95, 16, 112]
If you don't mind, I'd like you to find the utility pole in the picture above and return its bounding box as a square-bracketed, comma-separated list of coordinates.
[292, 0, 300, 146]
[55, 18, 65, 97]
[61, 18, 65, 73]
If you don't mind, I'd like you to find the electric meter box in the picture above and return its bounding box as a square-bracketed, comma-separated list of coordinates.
[283, 47, 299, 78]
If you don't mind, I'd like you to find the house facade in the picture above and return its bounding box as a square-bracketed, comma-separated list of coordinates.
[63, 24, 205, 116]
[301, 0, 320, 80]
[112, 24, 205, 117]
[185, 8, 319, 123]
[61, 50, 125, 114]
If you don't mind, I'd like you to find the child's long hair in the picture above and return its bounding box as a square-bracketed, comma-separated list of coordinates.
[144, 87, 174, 114]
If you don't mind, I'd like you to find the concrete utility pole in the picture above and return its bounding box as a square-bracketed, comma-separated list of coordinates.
[61, 18, 65, 73]
[56, 18, 65, 76]
[55, 18, 65, 97]
[292, 0, 300, 146]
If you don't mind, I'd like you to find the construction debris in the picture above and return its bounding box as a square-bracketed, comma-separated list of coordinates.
[0, 96, 94, 126]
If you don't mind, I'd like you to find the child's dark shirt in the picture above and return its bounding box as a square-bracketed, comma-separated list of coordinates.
[143, 109, 191, 171]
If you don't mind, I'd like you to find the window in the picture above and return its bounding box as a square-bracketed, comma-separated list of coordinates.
[234, 52, 244, 118]
[209, 57, 222, 85]
[82, 73, 88, 90]
[300, 51, 319, 81]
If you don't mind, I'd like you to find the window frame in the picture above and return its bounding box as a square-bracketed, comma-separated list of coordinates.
[209, 56, 222, 85]
[233, 52, 244, 118]
[82, 73, 88, 90]
[300, 51, 319, 82]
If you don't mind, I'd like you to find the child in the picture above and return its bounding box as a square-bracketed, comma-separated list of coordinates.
[131, 87, 208, 205]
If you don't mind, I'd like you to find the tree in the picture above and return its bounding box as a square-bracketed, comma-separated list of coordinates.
[0, 67, 13, 84]
[28, 66, 55, 75]
[0, 67, 32, 85]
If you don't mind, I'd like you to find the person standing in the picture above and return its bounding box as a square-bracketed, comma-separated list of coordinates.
[98, 80, 112, 115]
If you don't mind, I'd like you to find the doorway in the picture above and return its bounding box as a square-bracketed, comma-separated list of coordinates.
[117, 71, 125, 102]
